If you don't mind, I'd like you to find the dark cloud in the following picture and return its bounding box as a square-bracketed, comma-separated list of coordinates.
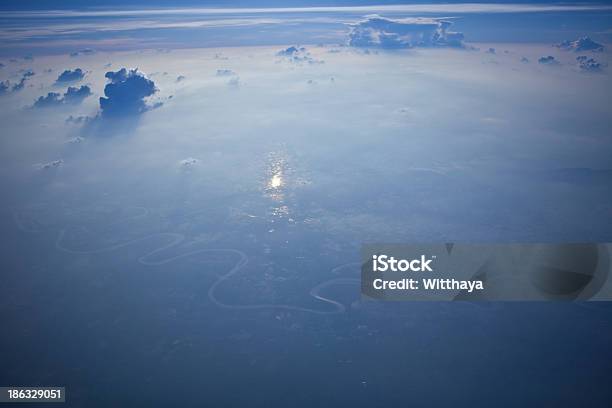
[99, 68, 158, 117]
[556, 37, 604, 52]
[33, 92, 63, 108]
[0, 80, 9, 95]
[277, 46, 303, 57]
[33, 85, 92, 108]
[538, 56, 559, 65]
[8, 70, 34, 92]
[0, 70, 34, 94]
[347, 15, 465, 49]
[576, 56, 603, 72]
[1, 79, 20, 94]
[63, 85, 92, 104]
[11, 77, 27, 91]
[486, 48, 496, 54]
[56, 68, 85, 83]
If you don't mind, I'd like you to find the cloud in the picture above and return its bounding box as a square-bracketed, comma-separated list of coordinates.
[56, 68, 85, 83]
[2, 71, 35, 93]
[0, 80, 9, 95]
[1, 79, 19, 94]
[12, 79, 27, 91]
[347, 15, 465, 49]
[215, 69, 241, 86]
[277, 46, 302, 57]
[33, 92, 63, 108]
[33, 85, 92, 108]
[276, 46, 323, 64]
[176, 75, 186, 82]
[99, 68, 158, 117]
[63, 85, 92, 103]
[70, 48, 96, 57]
[179, 157, 199, 169]
[37, 159, 63, 170]
[486, 47, 496, 54]
[576, 56, 603, 72]
[538, 55, 559, 65]
[227, 76, 241, 86]
[65, 136, 84, 144]
[66, 115, 92, 125]
[556, 37, 604, 52]
[216, 69, 236, 76]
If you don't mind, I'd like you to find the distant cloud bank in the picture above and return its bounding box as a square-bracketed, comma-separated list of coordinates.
[556, 37, 604, 52]
[347, 15, 464, 49]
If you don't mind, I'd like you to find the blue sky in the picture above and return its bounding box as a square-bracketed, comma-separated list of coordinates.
[3, 0, 612, 10]
[1, 1, 611, 57]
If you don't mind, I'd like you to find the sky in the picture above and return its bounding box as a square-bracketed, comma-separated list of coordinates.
[4, 0, 610, 9]
[1, 2, 612, 56]
[1, 2, 612, 406]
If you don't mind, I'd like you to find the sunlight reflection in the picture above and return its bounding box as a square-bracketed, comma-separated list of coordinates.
[269, 172, 283, 189]
[265, 153, 290, 221]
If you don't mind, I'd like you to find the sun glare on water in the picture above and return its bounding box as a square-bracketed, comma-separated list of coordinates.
[269, 173, 283, 189]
